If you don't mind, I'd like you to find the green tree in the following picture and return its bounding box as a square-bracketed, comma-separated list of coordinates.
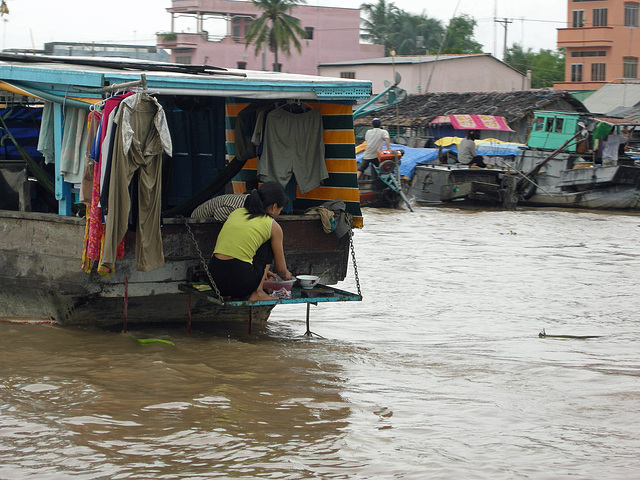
[506, 44, 565, 88]
[387, 11, 445, 55]
[441, 15, 483, 54]
[360, 5, 482, 56]
[360, 0, 400, 55]
[245, 0, 308, 71]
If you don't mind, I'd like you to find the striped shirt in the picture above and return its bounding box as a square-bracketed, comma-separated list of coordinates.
[191, 194, 248, 222]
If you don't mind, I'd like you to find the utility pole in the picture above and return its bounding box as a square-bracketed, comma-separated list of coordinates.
[493, 0, 497, 57]
[494, 17, 512, 61]
[416, 35, 423, 94]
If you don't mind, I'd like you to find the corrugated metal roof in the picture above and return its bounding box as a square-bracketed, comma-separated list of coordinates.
[604, 104, 640, 123]
[0, 53, 373, 101]
[583, 84, 640, 114]
[318, 54, 488, 67]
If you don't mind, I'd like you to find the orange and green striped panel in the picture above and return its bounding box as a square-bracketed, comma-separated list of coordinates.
[225, 100, 363, 227]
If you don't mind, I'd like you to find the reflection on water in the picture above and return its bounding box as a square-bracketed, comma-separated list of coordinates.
[2, 206, 640, 479]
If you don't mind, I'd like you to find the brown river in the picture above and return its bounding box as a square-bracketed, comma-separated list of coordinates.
[1, 206, 640, 479]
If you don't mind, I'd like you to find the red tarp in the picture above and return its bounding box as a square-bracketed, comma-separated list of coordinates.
[430, 114, 514, 132]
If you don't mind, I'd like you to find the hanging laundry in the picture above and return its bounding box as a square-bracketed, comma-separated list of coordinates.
[36, 101, 54, 165]
[37, 103, 91, 183]
[100, 92, 172, 273]
[83, 94, 133, 275]
[60, 107, 89, 184]
[257, 106, 327, 194]
[233, 103, 260, 162]
[79, 109, 101, 206]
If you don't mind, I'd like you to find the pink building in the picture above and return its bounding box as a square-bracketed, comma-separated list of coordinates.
[556, 0, 640, 91]
[156, 0, 384, 75]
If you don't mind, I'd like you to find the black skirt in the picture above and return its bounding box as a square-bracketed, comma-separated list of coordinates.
[208, 241, 274, 299]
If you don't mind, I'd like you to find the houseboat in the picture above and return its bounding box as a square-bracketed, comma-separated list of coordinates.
[407, 114, 522, 207]
[406, 111, 640, 210]
[512, 110, 640, 209]
[0, 54, 368, 326]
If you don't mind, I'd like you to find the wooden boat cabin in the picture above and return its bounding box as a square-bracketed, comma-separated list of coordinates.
[0, 54, 370, 326]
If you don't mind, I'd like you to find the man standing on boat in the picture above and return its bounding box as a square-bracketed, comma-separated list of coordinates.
[357, 118, 391, 179]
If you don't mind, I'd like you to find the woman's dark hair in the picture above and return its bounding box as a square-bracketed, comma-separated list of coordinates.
[244, 181, 289, 219]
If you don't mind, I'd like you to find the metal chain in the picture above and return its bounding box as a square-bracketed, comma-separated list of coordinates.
[349, 228, 362, 297]
[181, 216, 224, 304]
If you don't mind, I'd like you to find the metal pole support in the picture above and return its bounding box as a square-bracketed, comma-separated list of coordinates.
[186, 294, 191, 334]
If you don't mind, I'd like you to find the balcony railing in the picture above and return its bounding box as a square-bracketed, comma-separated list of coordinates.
[557, 27, 614, 47]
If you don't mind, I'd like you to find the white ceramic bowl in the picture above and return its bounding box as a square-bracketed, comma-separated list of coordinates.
[297, 275, 320, 290]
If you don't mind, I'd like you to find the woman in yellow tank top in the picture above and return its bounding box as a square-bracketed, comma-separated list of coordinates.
[209, 181, 292, 301]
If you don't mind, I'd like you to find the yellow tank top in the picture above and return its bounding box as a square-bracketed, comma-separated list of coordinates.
[213, 208, 273, 264]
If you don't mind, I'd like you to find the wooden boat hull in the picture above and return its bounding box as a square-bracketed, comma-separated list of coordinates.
[407, 164, 508, 205]
[0, 210, 349, 326]
[515, 151, 640, 210]
[521, 184, 640, 209]
[406, 155, 640, 210]
[358, 172, 409, 209]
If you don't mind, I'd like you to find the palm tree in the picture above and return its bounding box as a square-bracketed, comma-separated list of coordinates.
[361, 0, 400, 55]
[245, 0, 308, 71]
[387, 11, 445, 55]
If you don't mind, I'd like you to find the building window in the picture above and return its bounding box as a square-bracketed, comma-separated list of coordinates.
[175, 56, 191, 64]
[304, 27, 314, 40]
[572, 50, 606, 57]
[237, 61, 247, 70]
[231, 16, 253, 42]
[532, 118, 544, 132]
[625, 2, 639, 27]
[593, 8, 608, 26]
[571, 63, 584, 82]
[572, 10, 585, 27]
[340, 72, 356, 79]
[591, 63, 606, 81]
[624, 57, 638, 78]
[544, 117, 555, 132]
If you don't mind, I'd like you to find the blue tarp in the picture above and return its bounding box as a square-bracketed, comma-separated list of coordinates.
[0, 106, 43, 162]
[446, 141, 525, 157]
[356, 141, 526, 179]
[356, 143, 442, 178]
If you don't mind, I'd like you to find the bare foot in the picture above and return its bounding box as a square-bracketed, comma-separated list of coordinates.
[248, 290, 273, 301]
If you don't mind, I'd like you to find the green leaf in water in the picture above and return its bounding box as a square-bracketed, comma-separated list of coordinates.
[127, 334, 174, 346]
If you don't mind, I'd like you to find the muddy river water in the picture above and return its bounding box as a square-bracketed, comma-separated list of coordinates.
[1, 206, 639, 479]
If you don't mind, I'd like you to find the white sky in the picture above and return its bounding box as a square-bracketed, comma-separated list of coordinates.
[0, 0, 567, 58]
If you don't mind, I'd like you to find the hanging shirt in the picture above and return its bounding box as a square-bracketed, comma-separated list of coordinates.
[36, 102, 55, 165]
[601, 134, 626, 162]
[79, 110, 102, 206]
[258, 107, 327, 194]
[59, 107, 90, 184]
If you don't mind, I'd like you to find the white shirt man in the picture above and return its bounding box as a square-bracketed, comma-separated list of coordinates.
[358, 118, 390, 179]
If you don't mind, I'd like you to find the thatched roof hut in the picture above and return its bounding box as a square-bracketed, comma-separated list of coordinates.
[355, 90, 589, 144]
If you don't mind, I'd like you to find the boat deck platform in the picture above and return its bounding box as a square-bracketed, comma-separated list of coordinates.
[178, 283, 362, 306]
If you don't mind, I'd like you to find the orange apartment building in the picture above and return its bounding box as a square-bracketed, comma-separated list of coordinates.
[556, 0, 640, 91]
